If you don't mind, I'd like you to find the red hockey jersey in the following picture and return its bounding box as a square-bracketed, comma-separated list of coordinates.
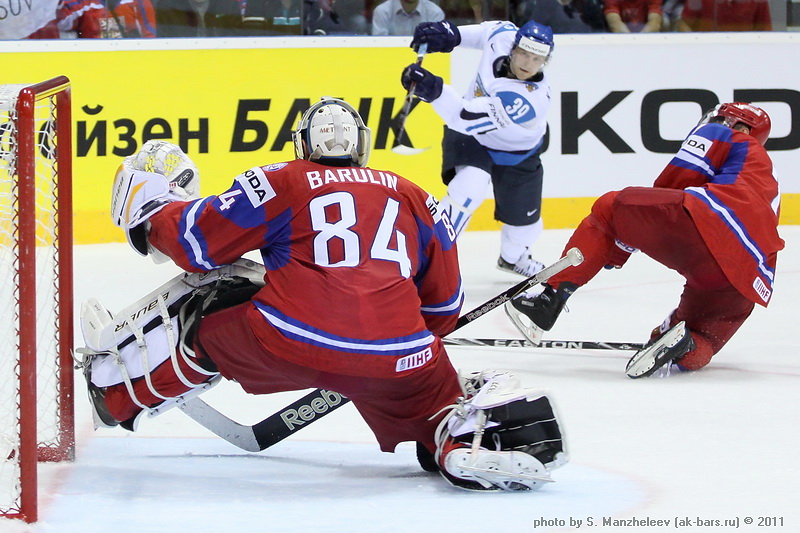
[654, 123, 784, 306]
[148, 159, 463, 378]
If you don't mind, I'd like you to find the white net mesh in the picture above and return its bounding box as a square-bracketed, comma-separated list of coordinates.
[0, 82, 71, 520]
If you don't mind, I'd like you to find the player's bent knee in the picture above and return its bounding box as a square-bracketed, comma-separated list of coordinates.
[675, 334, 716, 370]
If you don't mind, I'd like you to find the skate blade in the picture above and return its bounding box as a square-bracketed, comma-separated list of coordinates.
[625, 321, 687, 379]
[504, 301, 545, 344]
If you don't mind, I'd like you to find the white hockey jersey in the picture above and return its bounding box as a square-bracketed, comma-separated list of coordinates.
[431, 20, 552, 165]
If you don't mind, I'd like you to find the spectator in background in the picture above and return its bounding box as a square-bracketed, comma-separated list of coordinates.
[0, 0, 59, 39]
[155, 0, 245, 37]
[112, 0, 158, 37]
[305, 0, 368, 34]
[661, 0, 684, 31]
[677, 0, 771, 31]
[372, 0, 444, 35]
[604, 0, 662, 32]
[58, 0, 158, 39]
[515, 0, 607, 33]
[304, 0, 338, 33]
[438, 0, 487, 24]
[244, 0, 303, 35]
[58, 0, 116, 38]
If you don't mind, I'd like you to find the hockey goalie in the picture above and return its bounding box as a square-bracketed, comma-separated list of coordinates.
[77, 97, 568, 491]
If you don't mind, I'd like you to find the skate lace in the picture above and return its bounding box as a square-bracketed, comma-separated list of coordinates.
[429, 369, 486, 463]
[515, 256, 545, 277]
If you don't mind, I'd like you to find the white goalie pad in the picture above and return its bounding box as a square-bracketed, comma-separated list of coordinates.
[442, 448, 552, 491]
[80, 259, 266, 390]
[435, 371, 568, 491]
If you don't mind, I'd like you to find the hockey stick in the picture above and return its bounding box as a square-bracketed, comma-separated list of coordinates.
[178, 388, 348, 453]
[179, 248, 584, 452]
[443, 337, 644, 351]
[392, 43, 429, 155]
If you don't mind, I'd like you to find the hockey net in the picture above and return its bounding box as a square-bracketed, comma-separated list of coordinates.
[0, 77, 74, 523]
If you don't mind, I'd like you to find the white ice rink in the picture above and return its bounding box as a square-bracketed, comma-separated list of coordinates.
[5, 227, 799, 533]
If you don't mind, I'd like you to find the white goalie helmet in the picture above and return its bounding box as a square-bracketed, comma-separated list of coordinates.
[292, 97, 371, 167]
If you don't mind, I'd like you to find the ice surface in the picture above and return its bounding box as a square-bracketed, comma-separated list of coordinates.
[5, 228, 798, 533]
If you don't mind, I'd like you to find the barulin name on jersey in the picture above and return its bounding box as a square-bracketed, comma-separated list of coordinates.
[306, 168, 398, 191]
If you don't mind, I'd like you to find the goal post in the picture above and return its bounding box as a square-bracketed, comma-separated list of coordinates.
[0, 76, 74, 523]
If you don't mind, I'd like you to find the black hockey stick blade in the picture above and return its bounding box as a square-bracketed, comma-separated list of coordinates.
[181, 248, 583, 452]
[179, 390, 351, 452]
[443, 337, 645, 351]
[250, 389, 350, 450]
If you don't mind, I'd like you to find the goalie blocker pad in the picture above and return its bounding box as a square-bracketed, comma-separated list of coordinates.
[80, 259, 266, 391]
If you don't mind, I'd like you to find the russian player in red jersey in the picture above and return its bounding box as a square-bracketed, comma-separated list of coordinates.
[506, 102, 784, 378]
[81, 97, 568, 490]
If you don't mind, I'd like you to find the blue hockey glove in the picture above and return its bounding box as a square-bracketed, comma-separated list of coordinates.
[410, 21, 461, 53]
[401, 64, 443, 103]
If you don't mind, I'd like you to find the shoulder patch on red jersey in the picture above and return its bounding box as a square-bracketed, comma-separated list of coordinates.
[682, 133, 712, 159]
[235, 166, 277, 208]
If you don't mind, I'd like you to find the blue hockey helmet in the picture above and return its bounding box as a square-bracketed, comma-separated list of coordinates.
[514, 20, 554, 59]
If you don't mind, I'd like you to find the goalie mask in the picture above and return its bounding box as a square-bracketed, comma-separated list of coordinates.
[700, 102, 771, 146]
[292, 97, 371, 167]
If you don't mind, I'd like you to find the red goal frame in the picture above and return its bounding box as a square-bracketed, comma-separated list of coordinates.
[4, 75, 75, 523]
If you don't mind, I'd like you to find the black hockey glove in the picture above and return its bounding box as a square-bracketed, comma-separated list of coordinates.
[410, 21, 461, 53]
[401, 64, 443, 103]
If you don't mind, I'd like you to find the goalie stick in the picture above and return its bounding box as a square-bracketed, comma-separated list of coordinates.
[178, 248, 584, 452]
[443, 338, 645, 351]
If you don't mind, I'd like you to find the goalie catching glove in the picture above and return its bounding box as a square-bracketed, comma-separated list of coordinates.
[433, 371, 567, 491]
[111, 140, 200, 256]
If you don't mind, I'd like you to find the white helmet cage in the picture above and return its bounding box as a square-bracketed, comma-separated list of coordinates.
[292, 97, 371, 167]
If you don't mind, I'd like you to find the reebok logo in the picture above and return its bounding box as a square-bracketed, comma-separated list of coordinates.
[279, 389, 345, 430]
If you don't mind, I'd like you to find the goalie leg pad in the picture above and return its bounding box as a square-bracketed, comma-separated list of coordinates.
[78, 259, 266, 429]
[434, 371, 568, 491]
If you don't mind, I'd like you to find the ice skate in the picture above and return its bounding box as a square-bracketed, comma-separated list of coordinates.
[497, 250, 545, 277]
[504, 283, 575, 344]
[625, 321, 695, 379]
[76, 351, 120, 430]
